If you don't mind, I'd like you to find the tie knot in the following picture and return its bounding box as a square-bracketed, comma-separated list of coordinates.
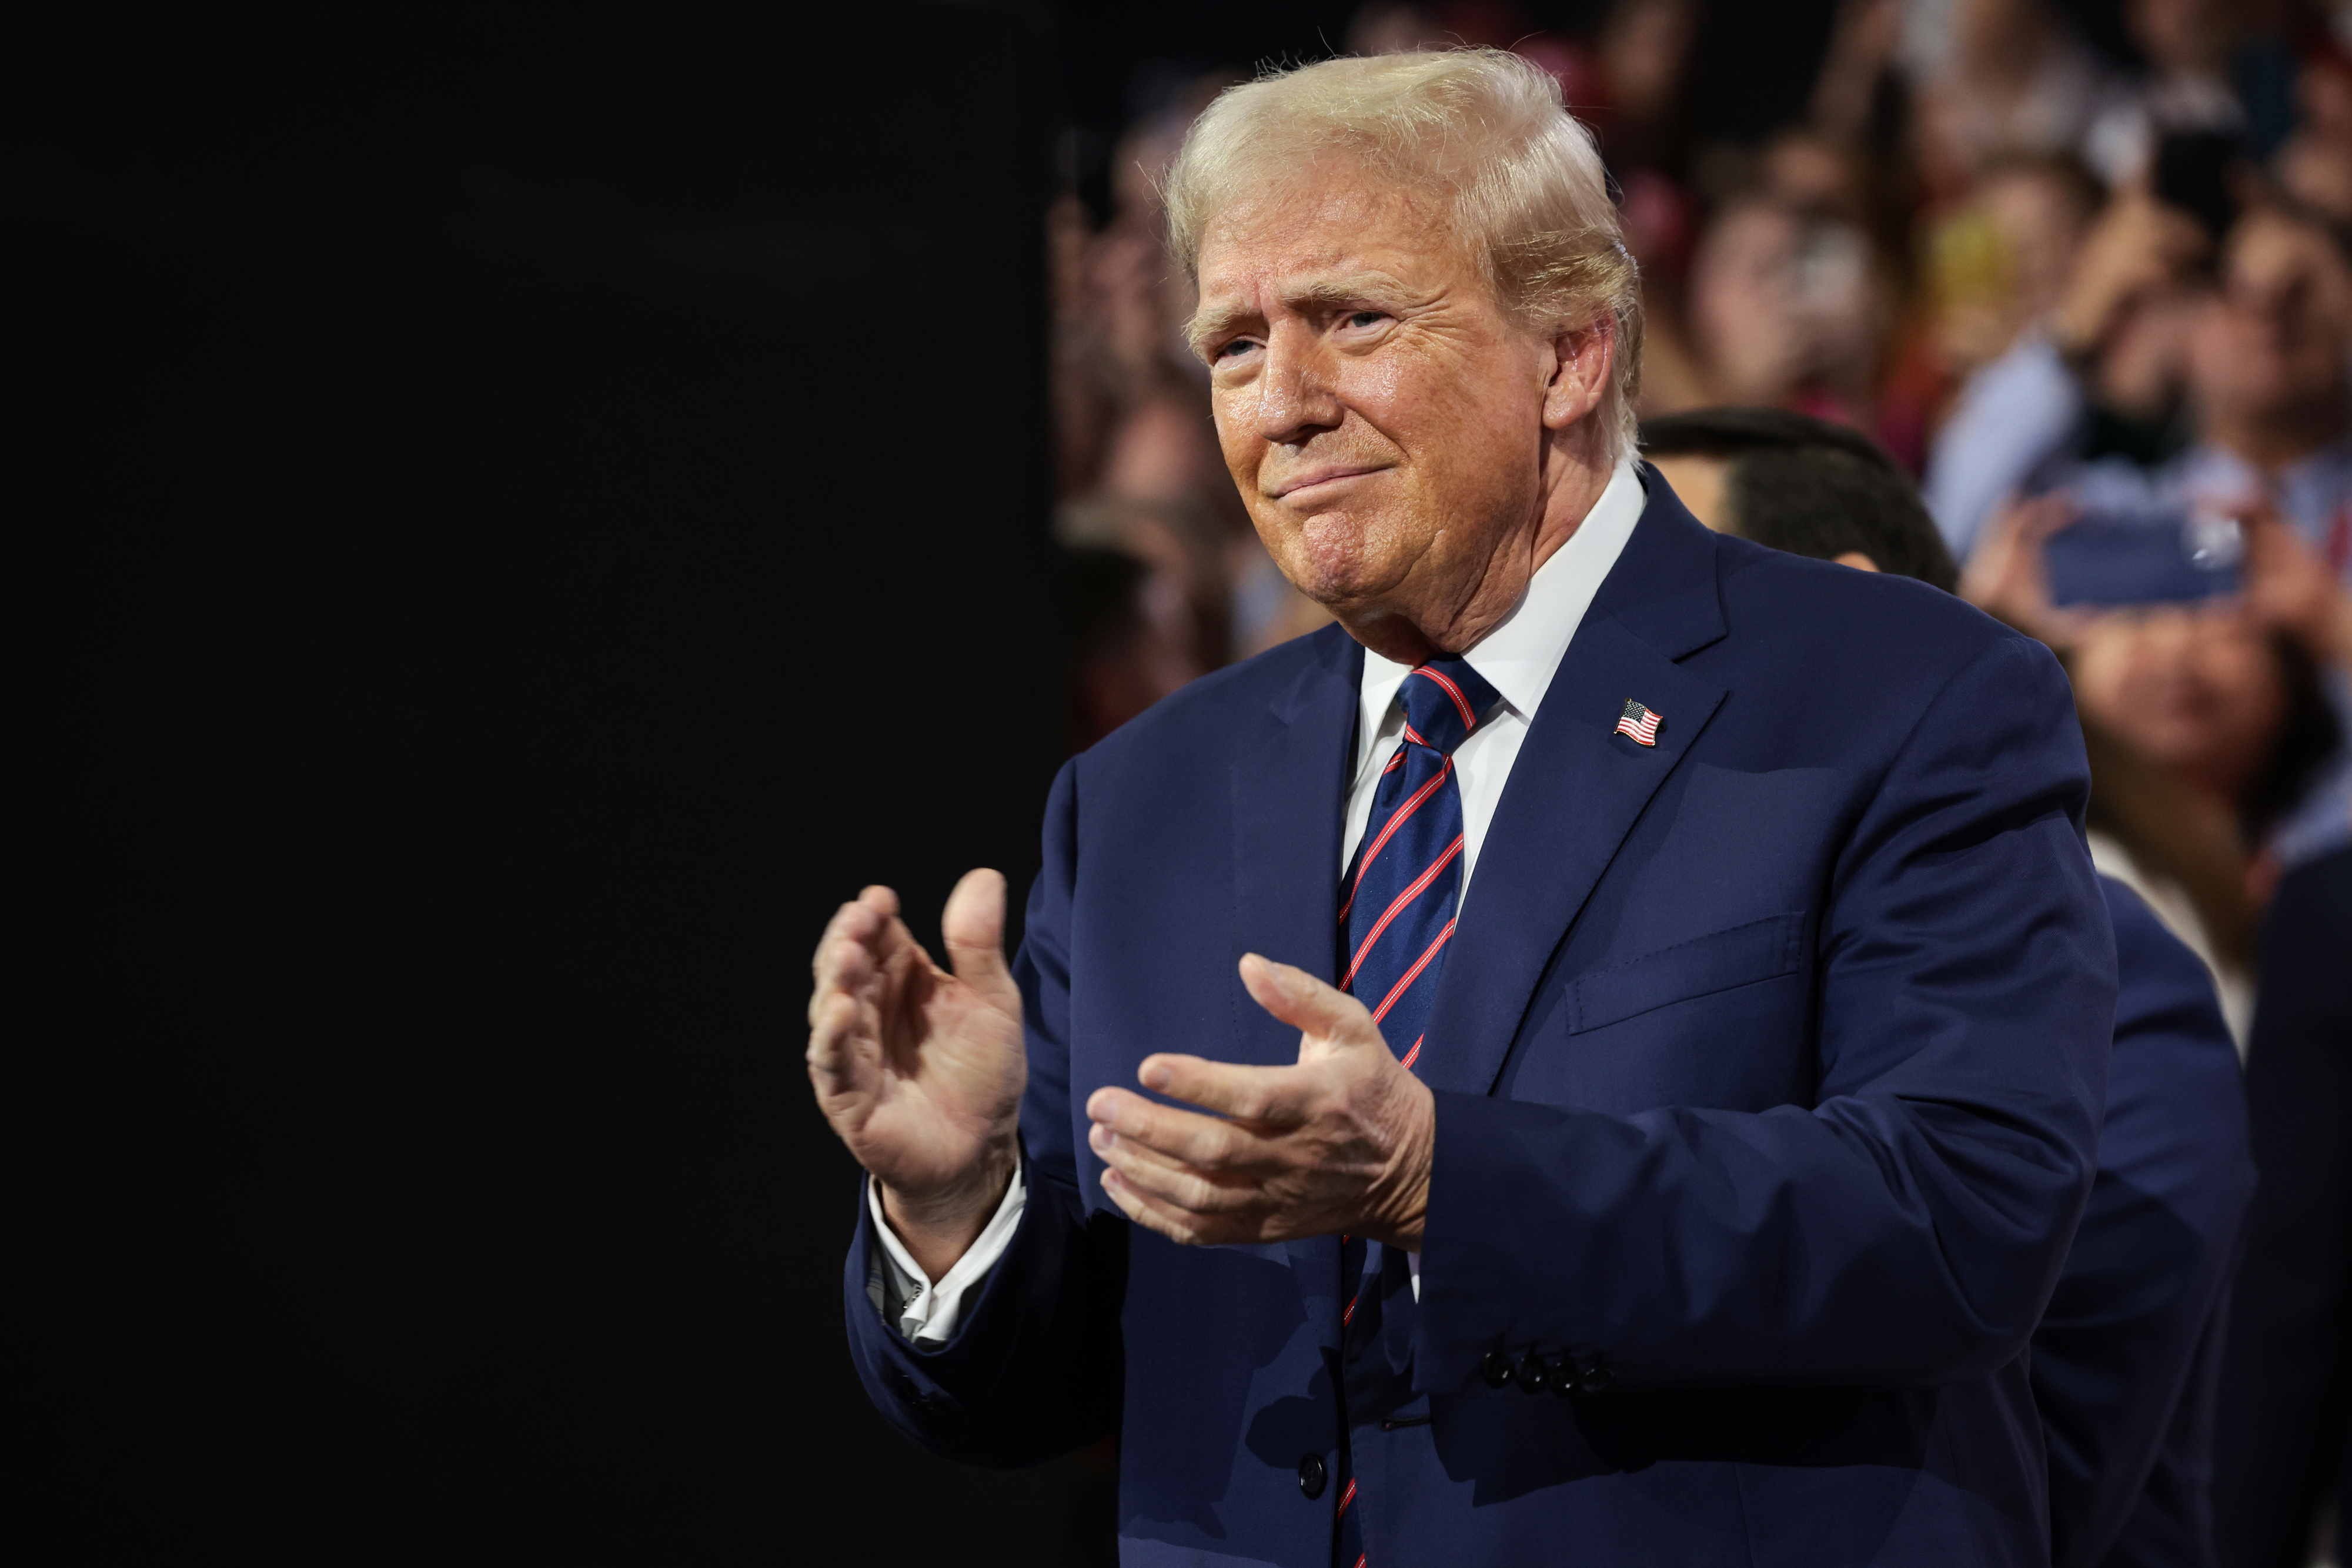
[1399, 658, 1499, 755]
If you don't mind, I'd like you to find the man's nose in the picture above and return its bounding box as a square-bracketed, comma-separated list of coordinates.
[1250, 324, 1343, 446]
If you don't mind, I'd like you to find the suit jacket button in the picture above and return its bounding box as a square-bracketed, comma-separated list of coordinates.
[1297, 1453, 1327, 1500]
[1578, 1363, 1615, 1394]
[1479, 1350, 1515, 1389]
[1516, 1352, 1550, 1394]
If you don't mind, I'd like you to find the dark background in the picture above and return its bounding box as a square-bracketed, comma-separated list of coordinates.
[17, 2, 1076, 1557]
[12, 0, 2143, 1558]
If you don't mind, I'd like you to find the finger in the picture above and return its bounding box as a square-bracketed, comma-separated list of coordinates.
[1100, 1165, 1241, 1247]
[1130, 1056, 1316, 1124]
[1088, 1086, 1267, 1168]
[808, 924, 886, 1028]
[837, 891, 933, 996]
[941, 868, 1018, 1010]
[1091, 1122, 1257, 1214]
[806, 989, 876, 1104]
[810, 897, 877, 989]
[809, 890, 904, 1001]
[1237, 954, 1384, 1053]
[2013, 493, 2079, 544]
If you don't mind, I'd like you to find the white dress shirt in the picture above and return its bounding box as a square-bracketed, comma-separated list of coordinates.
[871, 458, 1648, 1345]
[1342, 459, 1649, 892]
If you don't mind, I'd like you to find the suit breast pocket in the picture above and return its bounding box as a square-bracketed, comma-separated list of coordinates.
[1569, 912, 1808, 1034]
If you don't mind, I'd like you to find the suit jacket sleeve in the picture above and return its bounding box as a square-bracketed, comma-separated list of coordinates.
[2033, 877, 2254, 1568]
[1418, 633, 2116, 1390]
[840, 759, 1125, 1465]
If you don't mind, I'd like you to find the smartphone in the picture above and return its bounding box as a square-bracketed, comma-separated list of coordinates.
[2043, 506, 2242, 607]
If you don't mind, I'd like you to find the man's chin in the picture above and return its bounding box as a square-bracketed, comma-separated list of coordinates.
[1276, 556, 1396, 614]
[1265, 513, 1411, 609]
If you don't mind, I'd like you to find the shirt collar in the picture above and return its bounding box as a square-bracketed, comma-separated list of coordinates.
[1357, 457, 1648, 735]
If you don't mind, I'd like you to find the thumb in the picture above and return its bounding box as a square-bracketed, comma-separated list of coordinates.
[1238, 952, 1385, 1058]
[941, 868, 1018, 1007]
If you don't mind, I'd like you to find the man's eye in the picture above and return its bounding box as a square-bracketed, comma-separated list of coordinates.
[1345, 310, 1387, 329]
[1215, 339, 1259, 361]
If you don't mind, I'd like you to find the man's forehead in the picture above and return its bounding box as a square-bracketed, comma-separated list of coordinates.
[1197, 255, 1425, 307]
[1195, 175, 1453, 306]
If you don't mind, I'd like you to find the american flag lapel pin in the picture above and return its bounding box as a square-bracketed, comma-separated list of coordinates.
[1614, 698, 1662, 747]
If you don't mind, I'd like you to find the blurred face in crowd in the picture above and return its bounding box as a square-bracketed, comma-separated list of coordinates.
[1688, 200, 1876, 406]
[2070, 602, 2287, 801]
[2126, 0, 2231, 77]
[1688, 202, 1807, 403]
[1190, 156, 1612, 656]
[2189, 210, 2352, 439]
[1603, 0, 1696, 124]
[1980, 167, 2092, 325]
[1929, 166, 2093, 375]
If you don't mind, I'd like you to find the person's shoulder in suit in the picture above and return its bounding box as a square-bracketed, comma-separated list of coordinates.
[1706, 523, 2032, 687]
[1075, 618, 1357, 768]
[1637, 510, 2078, 781]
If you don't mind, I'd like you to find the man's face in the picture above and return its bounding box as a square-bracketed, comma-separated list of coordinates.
[1190, 161, 1555, 624]
[2189, 211, 2352, 425]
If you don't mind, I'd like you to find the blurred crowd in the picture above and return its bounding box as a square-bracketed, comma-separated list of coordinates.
[1054, 5, 2350, 1562]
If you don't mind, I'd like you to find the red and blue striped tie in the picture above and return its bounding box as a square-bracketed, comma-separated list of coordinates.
[1331, 657, 1496, 1568]
[1338, 657, 1498, 1071]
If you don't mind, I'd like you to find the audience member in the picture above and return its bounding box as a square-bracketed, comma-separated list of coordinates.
[1636, 407, 2257, 1568]
[1965, 499, 2345, 992]
[2273, 41, 2352, 228]
[1925, 182, 2352, 914]
[1641, 405, 1957, 585]
[1909, 0, 2132, 187]
[1920, 153, 2103, 387]
[1669, 198, 1885, 420]
[1927, 200, 2352, 573]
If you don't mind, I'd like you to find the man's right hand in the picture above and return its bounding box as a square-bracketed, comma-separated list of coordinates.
[808, 870, 1026, 1281]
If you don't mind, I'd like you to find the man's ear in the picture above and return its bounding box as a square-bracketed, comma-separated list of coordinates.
[1541, 317, 1614, 432]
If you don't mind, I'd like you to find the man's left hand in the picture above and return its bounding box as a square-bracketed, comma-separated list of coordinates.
[1087, 954, 1435, 1249]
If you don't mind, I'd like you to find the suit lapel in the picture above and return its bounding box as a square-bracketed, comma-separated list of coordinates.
[1418, 481, 1732, 1099]
[1230, 624, 1363, 1057]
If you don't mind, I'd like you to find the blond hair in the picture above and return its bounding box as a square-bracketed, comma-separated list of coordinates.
[1164, 48, 1643, 457]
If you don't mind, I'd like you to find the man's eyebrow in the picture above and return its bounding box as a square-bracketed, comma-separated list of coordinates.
[1185, 300, 1255, 360]
[1281, 270, 1417, 312]
[1185, 270, 1422, 360]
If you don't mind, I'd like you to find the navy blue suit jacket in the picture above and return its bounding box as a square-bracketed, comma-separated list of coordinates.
[846, 478, 2117, 1566]
[2035, 878, 2253, 1568]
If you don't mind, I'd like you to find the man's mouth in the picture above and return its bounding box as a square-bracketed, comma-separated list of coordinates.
[1268, 464, 1386, 501]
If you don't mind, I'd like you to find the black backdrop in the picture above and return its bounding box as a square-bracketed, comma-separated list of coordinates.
[17, 4, 1095, 1557]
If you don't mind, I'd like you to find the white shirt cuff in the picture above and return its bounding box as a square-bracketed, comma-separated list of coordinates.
[866, 1157, 1027, 1347]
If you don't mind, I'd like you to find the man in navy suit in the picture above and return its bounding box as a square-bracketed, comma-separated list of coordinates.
[808, 50, 2114, 1567]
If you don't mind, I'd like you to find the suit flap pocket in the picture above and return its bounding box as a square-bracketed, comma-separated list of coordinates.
[1571, 912, 1807, 1034]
